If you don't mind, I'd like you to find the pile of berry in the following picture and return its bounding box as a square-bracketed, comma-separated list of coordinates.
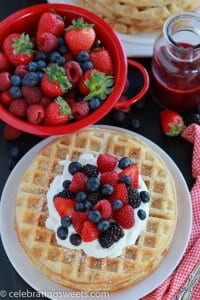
[53, 153, 150, 248]
[0, 11, 114, 125]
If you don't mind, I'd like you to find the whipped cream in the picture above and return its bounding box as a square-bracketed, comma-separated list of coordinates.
[46, 153, 150, 258]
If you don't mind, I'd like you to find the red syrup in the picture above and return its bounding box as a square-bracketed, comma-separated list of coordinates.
[151, 43, 200, 111]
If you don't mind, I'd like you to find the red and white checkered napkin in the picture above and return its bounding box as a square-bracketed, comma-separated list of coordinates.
[141, 124, 200, 300]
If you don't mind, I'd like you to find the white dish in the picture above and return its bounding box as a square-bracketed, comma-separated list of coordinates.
[0, 125, 192, 300]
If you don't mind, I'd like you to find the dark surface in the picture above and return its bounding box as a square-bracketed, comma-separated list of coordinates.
[0, 1, 194, 299]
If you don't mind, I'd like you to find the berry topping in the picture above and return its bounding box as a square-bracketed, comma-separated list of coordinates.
[82, 220, 99, 242]
[100, 171, 119, 186]
[68, 161, 83, 175]
[57, 226, 68, 240]
[82, 164, 99, 178]
[119, 164, 139, 188]
[75, 191, 87, 202]
[118, 157, 132, 169]
[113, 204, 135, 229]
[97, 219, 110, 232]
[94, 200, 112, 220]
[97, 154, 118, 173]
[70, 233, 82, 246]
[61, 216, 72, 228]
[74, 202, 85, 212]
[137, 209, 146, 220]
[128, 187, 141, 209]
[54, 197, 75, 218]
[112, 200, 123, 210]
[101, 184, 114, 196]
[88, 210, 101, 223]
[119, 175, 132, 186]
[87, 192, 102, 204]
[99, 222, 124, 248]
[110, 183, 128, 205]
[140, 191, 150, 203]
[71, 211, 87, 234]
[86, 177, 100, 192]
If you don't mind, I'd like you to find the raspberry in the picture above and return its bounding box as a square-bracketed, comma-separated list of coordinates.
[81, 220, 99, 242]
[128, 187, 141, 208]
[40, 96, 51, 108]
[22, 86, 43, 105]
[113, 204, 135, 229]
[65, 90, 79, 107]
[0, 52, 10, 72]
[14, 64, 28, 78]
[3, 124, 22, 140]
[82, 164, 99, 177]
[100, 171, 119, 186]
[110, 183, 128, 204]
[37, 32, 58, 53]
[9, 99, 27, 117]
[0, 72, 11, 91]
[71, 211, 87, 234]
[27, 104, 45, 124]
[64, 61, 83, 86]
[94, 200, 112, 219]
[63, 51, 74, 62]
[0, 91, 13, 107]
[71, 101, 89, 120]
[69, 172, 88, 193]
[99, 222, 124, 248]
[97, 154, 118, 173]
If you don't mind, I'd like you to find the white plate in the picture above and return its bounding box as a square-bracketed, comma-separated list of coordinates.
[0, 125, 192, 300]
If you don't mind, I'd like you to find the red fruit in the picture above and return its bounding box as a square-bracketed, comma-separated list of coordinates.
[69, 172, 88, 193]
[115, 95, 131, 113]
[81, 220, 99, 242]
[9, 99, 27, 117]
[71, 211, 87, 234]
[37, 11, 65, 38]
[41, 64, 72, 97]
[14, 64, 28, 78]
[44, 96, 73, 125]
[37, 32, 58, 53]
[97, 154, 118, 173]
[64, 61, 83, 87]
[3, 33, 34, 66]
[40, 96, 51, 108]
[64, 17, 95, 55]
[70, 101, 89, 120]
[113, 204, 135, 229]
[0, 72, 11, 91]
[27, 104, 45, 124]
[0, 91, 13, 106]
[54, 197, 75, 218]
[65, 90, 79, 107]
[3, 124, 22, 140]
[22, 86, 43, 105]
[0, 52, 11, 72]
[94, 200, 112, 219]
[63, 51, 74, 62]
[90, 47, 113, 75]
[100, 171, 119, 186]
[79, 69, 95, 96]
[160, 110, 186, 137]
[109, 183, 128, 204]
[119, 164, 139, 189]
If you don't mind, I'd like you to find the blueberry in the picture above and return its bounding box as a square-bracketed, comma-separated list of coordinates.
[88, 210, 101, 223]
[97, 219, 110, 232]
[61, 216, 72, 228]
[36, 71, 43, 80]
[9, 146, 20, 158]
[118, 157, 132, 169]
[76, 191, 87, 202]
[74, 202, 85, 211]
[68, 161, 82, 175]
[101, 184, 114, 196]
[62, 179, 71, 189]
[192, 113, 200, 125]
[57, 36, 65, 45]
[86, 177, 100, 192]
[89, 97, 101, 111]
[22, 72, 39, 86]
[57, 226, 68, 240]
[119, 175, 132, 186]
[9, 86, 22, 98]
[113, 110, 126, 125]
[84, 200, 93, 210]
[81, 61, 94, 71]
[112, 199, 123, 210]
[70, 233, 82, 246]
[49, 51, 61, 63]
[140, 191, 150, 203]
[36, 60, 47, 70]
[76, 51, 89, 62]
[56, 56, 66, 66]
[131, 118, 140, 130]
[34, 52, 46, 61]
[28, 61, 38, 72]
[137, 209, 146, 220]
[58, 44, 68, 55]
[10, 75, 21, 86]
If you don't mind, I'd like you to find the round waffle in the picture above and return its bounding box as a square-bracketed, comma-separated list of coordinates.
[15, 127, 177, 292]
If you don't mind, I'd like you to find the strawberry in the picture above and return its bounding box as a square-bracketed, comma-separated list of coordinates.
[3, 124, 22, 140]
[70, 101, 89, 120]
[9, 99, 27, 117]
[119, 164, 139, 189]
[78, 69, 114, 101]
[37, 32, 58, 53]
[160, 110, 186, 137]
[113, 204, 135, 229]
[54, 196, 75, 218]
[37, 11, 65, 38]
[0, 52, 11, 72]
[0, 72, 11, 91]
[90, 47, 113, 75]
[97, 154, 118, 173]
[94, 200, 112, 219]
[71, 211, 87, 234]
[69, 172, 88, 193]
[100, 171, 119, 186]
[64, 17, 96, 55]
[22, 86, 43, 105]
[81, 220, 99, 242]
[3, 33, 34, 66]
[41, 64, 72, 97]
[27, 104, 45, 124]
[0, 91, 13, 107]
[44, 96, 73, 125]
[109, 183, 128, 204]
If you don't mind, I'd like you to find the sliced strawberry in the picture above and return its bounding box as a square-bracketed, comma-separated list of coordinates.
[54, 197, 75, 218]
[71, 211, 87, 234]
[113, 204, 135, 229]
[100, 171, 119, 186]
[81, 220, 99, 242]
[97, 154, 118, 173]
[69, 172, 88, 193]
[119, 164, 139, 188]
[94, 200, 112, 219]
[109, 183, 128, 204]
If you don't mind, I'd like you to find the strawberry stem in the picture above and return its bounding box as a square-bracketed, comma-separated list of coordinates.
[12, 33, 33, 56]
[44, 64, 72, 92]
[55, 96, 73, 119]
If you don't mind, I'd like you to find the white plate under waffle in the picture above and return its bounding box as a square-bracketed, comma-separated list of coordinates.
[0, 125, 192, 300]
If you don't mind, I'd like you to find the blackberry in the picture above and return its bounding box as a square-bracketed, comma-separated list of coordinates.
[55, 188, 75, 199]
[128, 187, 141, 208]
[99, 232, 114, 248]
[87, 192, 102, 204]
[82, 164, 99, 177]
[99, 222, 124, 248]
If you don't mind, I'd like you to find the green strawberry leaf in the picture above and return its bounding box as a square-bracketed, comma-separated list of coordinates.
[55, 96, 73, 119]
[12, 33, 33, 56]
[44, 64, 72, 92]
